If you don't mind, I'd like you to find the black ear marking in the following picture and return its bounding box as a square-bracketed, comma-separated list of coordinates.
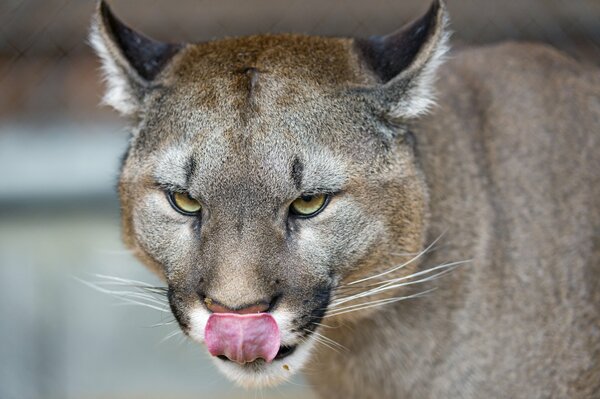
[355, 0, 442, 83]
[352, 0, 448, 119]
[99, 0, 181, 81]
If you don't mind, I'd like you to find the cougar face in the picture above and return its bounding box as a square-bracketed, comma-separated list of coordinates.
[92, 0, 447, 387]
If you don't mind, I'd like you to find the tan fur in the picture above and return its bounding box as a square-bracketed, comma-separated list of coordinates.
[92, 1, 600, 397]
[309, 42, 600, 398]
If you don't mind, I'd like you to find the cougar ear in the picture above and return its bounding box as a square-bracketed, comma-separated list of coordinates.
[89, 0, 182, 115]
[356, 0, 449, 119]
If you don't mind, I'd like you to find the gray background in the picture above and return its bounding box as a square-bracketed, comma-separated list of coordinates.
[0, 1, 598, 398]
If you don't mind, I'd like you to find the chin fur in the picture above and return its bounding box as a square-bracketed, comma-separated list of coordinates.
[213, 339, 316, 388]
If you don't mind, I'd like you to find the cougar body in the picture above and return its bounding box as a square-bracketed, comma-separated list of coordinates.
[310, 43, 600, 399]
[91, 1, 600, 397]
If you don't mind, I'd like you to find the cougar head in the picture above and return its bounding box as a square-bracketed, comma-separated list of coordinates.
[91, 0, 448, 387]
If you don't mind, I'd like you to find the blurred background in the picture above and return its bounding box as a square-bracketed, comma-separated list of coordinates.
[0, 1, 598, 398]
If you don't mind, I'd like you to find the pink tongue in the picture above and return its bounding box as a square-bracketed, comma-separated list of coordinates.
[205, 313, 280, 364]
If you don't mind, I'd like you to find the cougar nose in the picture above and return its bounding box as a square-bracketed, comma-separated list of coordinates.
[203, 296, 272, 314]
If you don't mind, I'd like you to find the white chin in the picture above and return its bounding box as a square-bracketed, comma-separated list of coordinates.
[213, 339, 316, 388]
[187, 306, 317, 388]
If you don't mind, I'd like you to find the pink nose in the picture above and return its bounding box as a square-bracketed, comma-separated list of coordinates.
[204, 297, 270, 314]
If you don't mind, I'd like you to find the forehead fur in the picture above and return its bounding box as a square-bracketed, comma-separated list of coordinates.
[174, 34, 369, 87]
[150, 34, 375, 123]
[129, 34, 388, 167]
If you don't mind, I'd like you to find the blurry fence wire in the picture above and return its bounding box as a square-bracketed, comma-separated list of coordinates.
[0, 0, 599, 124]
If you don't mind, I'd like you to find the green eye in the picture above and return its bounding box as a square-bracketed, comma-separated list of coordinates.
[290, 194, 329, 218]
[168, 191, 202, 215]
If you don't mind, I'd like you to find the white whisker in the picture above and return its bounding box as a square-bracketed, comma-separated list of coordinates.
[325, 289, 435, 318]
[330, 264, 461, 308]
[331, 259, 469, 309]
[93, 273, 157, 287]
[104, 290, 168, 306]
[147, 319, 176, 327]
[346, 231, 446, 286]
[91, 281, 163, 292]
[305, 329, 342, 353]
[330, 295, 416, 313]
[160, 329, 183, 344]
[312, 322, 336, 329]
[110, 297, 170, 313]
[85, 275, 169, 298]
[76, 277, 170, 313]
[367, 259, 471, 287]
[311, 331, 348, 351]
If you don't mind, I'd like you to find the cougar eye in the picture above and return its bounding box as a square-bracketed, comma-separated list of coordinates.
[290, 194, 329, 218]
[168, 191, 202, 215]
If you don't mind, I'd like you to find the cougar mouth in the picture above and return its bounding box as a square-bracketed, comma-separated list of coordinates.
[274, 344, 297, 359]
[216, 345, 297, 363]
[200, 285, 331, 365]
[180, 285, 333, 387]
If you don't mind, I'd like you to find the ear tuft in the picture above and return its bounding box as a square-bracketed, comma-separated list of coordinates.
[89, 10, 137, 116]
[356, 0, 450, 119]
[89, 1, 181, 116]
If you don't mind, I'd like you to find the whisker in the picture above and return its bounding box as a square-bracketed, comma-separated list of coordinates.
[330, 266, 458, 308]
[366, 259, 471, 287]
[389, 241, 450, 257]
[139, 288, 169, 296]
[76, 277, 170, 313]
[147, 320, 177, 327]
[330, 259, 469, 308]
[87, 275, 169, 299]
[160, 329, 183, 344]
[305, 329, 342, 353]
[110, 298, 171, 313]
[345, 230, 446, 286]
[312, 322, 337, 329]
[325, 288, 435, 318]
[108, 291, 168, 306]
[91, 275, 169, 297]
[93, 274, 158, 288]
[311, 331, 348, 351]
[330, 295, 416, 313]
[92, 281, 168, 293]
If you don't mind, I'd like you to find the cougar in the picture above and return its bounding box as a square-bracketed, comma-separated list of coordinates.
[90, 0, 600, 397]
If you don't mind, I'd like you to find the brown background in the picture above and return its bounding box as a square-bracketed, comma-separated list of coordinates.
[1, 0, 599, 123]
